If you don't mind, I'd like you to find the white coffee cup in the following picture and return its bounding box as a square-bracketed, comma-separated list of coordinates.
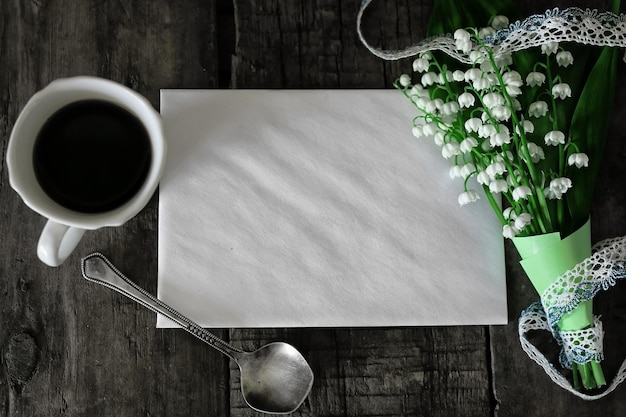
[7, 76, 166, 267]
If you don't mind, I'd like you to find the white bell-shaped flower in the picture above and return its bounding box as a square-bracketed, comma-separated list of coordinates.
[514, 213, 532, 230]
[458, 92, 476, 108]
[556, 51, 574, 67]
[449, 165, 462, 179]
[421, 72, 439, 87]
[512, 186, 532, 201]
[441, 142, 461, 159]
[515, 119, 535, 135]
[544, 130, 566, 146]
[489, 179, 508, 193]
[552, 83, 572, 100]
[491, 15, 509, 30]
[460, 163, 476, 179]
[502, 71, 523, 97]
[483, 92, 505, 109]
[476, 170, 491, 185]
[464, 117, 483, 133]
[568, 153, 589, 168]
[412, 58, 430, 73]
[412, 125, 424, 138]
[490, 132, 511, 148]
[460, 136, 479, 153]
[525, 142, 545, 163]
[399, 74, 411, 87]
[492, 105, 512, 121]
[458, 189, 481, 206]
[528, 101, 549, 118]
[422, 122, 438, 136]
[541, 41, 559, 55]
[486, 161, 507, 178]
[452, 70, 465, 82]
[526, 72, 546, 87]
[546, 177, 573, 199]
[503, 224, 520, 239]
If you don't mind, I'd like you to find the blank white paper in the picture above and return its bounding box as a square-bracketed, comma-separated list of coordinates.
[157, 90, 507, 327]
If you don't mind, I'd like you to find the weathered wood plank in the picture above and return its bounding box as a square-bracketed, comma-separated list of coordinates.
[230, 1, 492, 416]
[0, 1, 226, 416]
[232, 0, 432, 89]
[2, 0, 625, 416]
[230, 327, 492, 417]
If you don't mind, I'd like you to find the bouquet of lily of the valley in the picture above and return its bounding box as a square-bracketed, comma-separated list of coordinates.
[391, 2, 626, 395]
[357, 0, 626, 398]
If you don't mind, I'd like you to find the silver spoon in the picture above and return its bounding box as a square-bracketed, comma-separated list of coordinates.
[80, 252, 313, 414]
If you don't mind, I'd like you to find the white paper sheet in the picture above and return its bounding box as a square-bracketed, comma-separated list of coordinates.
[157, 90, 507, 327]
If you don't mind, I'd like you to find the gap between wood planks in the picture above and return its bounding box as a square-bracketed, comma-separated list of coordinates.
[217, 0, 236, 88]
[487, 327, 501, 416]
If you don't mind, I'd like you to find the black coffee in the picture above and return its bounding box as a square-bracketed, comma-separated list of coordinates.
[33, 100, 152, 213]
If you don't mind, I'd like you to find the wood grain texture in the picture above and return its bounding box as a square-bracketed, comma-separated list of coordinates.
[232, 0, 433, 89]
[230, 1, 492, 416]
[0, 1, 226, 416]
[229, 327, 492, 417]
[1, 0, 626, 416]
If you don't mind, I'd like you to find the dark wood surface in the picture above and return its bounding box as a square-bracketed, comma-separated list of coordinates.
[1, 1, 625, 416]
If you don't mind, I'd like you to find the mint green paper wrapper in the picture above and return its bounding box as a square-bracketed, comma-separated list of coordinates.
[512, 219, 593, 331]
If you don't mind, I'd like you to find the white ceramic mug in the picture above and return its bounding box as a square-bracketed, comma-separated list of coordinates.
[7, 76, 166, 267]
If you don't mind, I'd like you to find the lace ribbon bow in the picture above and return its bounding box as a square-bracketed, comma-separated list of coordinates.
[518, 236, 626, 400]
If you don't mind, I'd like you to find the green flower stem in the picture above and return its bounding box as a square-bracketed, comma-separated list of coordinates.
[545, 57, 560, 132]
[514, 220, 605, 390]
[573, 363, 602, 390]
[484, 48, 553, 233]
[493, 113, 550, 229]
[525, 194, 549, 234]
[427, 57, 463, 104]
[571, 361, 605, 390]
[517, 179, 545, 234]
[495, 153, 540, 224]
[545, 56, 568, 229]
[398, 84, 411, 99]
[572, 363, 582, 390]
[483, 184, 506, 225]
[557, 146, 565, 228]
[591, 361, 607, 387]
[465, 48, 550, 235]
[578, 362, 594, 389]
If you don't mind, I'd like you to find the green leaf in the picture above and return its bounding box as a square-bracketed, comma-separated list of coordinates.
[564, 45, 619, 235]
[561, 0, 623, 236]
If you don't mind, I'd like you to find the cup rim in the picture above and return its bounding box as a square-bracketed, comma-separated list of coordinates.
[6, 76, 167, 230]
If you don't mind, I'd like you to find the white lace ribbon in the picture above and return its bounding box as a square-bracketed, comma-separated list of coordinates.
[518, 236, 626, 400]
[357, 0, 626, 62]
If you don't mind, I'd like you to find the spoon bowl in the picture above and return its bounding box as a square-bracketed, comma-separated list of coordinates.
[81, 252, 313, 414]
[238, 342, 313, 413]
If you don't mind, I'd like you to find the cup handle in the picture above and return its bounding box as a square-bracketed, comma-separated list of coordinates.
[37, 220, 86, 267]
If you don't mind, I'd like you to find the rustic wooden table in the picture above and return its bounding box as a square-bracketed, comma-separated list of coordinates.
[2, 1, 626, 416]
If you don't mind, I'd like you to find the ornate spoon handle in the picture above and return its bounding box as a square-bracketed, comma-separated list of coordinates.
[80, 252, 243, 361]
